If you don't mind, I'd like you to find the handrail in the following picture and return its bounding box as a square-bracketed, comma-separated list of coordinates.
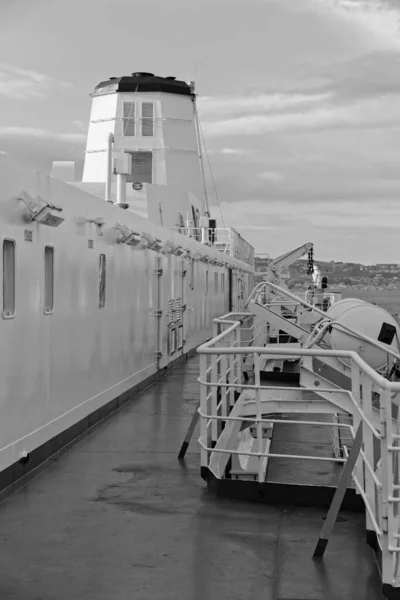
[244, 281, 400, 365]
[199, 344, 400, 392]
[197, 301, 399, 589]
[198, 326, 400, 392]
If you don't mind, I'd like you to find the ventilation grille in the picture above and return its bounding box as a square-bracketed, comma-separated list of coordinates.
[168, 298, 174, 325]
[175, 297, 182, 324]
[127, 151, 152, 183]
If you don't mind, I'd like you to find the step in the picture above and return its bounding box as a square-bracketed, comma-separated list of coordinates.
[230, 427, 271, 482]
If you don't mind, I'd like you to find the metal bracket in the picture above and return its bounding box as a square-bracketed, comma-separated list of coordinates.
[86, 217, 105, 236]
[313, 423, 363, 558]
[114, 223, 141, 245]
[382, 515, 388, 533]
[17, 191, 64, 227]
[154, 310, 163, 318]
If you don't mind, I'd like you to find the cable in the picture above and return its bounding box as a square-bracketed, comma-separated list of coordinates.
[197, 113, 226, 230]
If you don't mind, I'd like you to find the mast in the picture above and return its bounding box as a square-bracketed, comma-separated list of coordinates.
[191, 81, 210, 218]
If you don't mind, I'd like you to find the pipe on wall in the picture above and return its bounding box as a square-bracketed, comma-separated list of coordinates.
[105, 133, 114, 203]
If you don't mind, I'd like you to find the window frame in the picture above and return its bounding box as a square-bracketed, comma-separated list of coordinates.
[141, 101, 154, 137]
[3, 238, 16, 319]
[44, 245, 54, 315]
[99, 253, 106, 308]
[123, 102, 136, 137]
[214, 271, 218, 295]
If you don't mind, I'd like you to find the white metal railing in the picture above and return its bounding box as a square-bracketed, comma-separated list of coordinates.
[171, 226, 255, 266]
[250, 281, 400, 369]
[171, 226, 231, 249]
[197, 303, 400, 590]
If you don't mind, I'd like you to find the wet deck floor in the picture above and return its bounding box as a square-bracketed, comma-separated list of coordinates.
[0, 356, 384, 600]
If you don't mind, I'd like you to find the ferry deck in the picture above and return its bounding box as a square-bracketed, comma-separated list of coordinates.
[0, 354, 384, 600]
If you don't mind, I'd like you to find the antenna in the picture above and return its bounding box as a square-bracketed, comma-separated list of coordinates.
[193, 94, 210, 217]
[193, 59, 199, 82]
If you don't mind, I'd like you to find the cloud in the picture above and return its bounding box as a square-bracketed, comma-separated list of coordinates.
[198, 92, 331, 118]
[0, 126, 86, 143]
[72, 119, 87, 132]
[0, 63, 71, 100]
[257, 171, 285, 182]
[220, 148, 245, 155]
[300, 50, 400, 103]
[221, 198, 400, 230]
[215, 197, 400, 262]
[202, 94, 400, 137]
[312, 0, 400, 50]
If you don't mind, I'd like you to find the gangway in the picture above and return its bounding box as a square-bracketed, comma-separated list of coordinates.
[194, 281, 400, 599]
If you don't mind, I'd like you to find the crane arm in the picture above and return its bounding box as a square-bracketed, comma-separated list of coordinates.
[266, 242, 313, 289]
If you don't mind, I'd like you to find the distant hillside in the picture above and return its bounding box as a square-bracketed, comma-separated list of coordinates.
[254, 258, 400, 291]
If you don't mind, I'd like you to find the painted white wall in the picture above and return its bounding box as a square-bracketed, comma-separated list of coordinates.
[0, 153, 251, 474]
[82, 88, 206, 229]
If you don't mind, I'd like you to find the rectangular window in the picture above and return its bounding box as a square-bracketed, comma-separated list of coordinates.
[142, 102, 154, 137]
[44, 246, 54, 313]
[99, 254, 106, 308]
[205, 271, 208, 296]
[123, 102, 136, 136]
[177, 325, 183, 350]
[221, 273, 225, 293]
[3, 239, 15, 317]
[214, 272, 218, 295]
[126, 151, 153, 184]
[169, 328, 177, 355]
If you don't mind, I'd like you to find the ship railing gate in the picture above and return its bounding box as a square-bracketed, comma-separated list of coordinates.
[195, 284, 400, 599]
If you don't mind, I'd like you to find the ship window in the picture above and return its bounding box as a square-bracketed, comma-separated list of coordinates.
[126, 151, 153, 184]
[142, 102, 154, 137]
[221, 273, 225, 293]
[99, 254, 106, 308]
[44, 246, 54, 313]
[3, 239, 15, 317]
[123, 102, 136, 136]
[214, 272, 218, 294]
[205, 270, 208, 296]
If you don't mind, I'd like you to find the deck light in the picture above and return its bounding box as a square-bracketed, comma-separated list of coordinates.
[17, 191, 65, 227]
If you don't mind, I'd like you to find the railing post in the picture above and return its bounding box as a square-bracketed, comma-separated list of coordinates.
[380, 389, 394, 587]
[229, 331, 235, 408]
[361, 377, 377, 540]
[220, 354, 228, 431]
[212, 319, 219, 339]
[199, 353, 208, 469]
[254, 352, 263, 483]
[211, 353, 218, 443]
[351, 363, 363, 494]
[235, 325, 241, 388]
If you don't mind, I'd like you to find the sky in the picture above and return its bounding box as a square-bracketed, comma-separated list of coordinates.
[0, 0, 400, 264]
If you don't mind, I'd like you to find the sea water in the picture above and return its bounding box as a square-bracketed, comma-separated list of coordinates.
[342, 289, 400, 320]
